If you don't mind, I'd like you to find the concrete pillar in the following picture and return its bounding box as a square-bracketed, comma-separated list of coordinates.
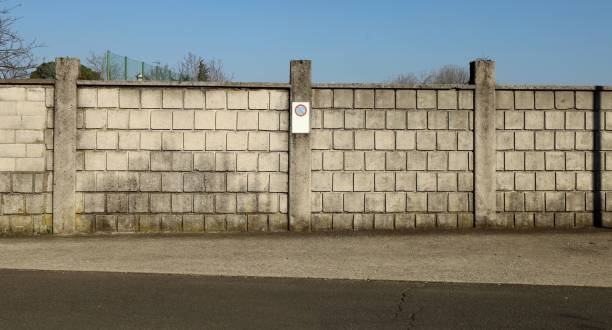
[53, 58, 79, 234]
[470, 60, 497, 227]
[289, 60, 312, 231]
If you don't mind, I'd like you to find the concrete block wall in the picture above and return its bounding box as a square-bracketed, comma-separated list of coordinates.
[310, 88, 475, 230]
[1, 58, 610, 235]
[495, 89, 612, 228]
[74, 87, 289, 233]
[0, 85, 54, 234]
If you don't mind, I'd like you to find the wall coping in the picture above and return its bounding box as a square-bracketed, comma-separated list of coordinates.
[76, 80, 291, 89]
[2, 79, 611, 91]
[495, 84, 612, 91]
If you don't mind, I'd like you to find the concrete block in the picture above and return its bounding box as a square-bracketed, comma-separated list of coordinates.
[332, 214, 353, 231]
[354, 90, 374, 108]
[171, 194, 192, 213]
[83, 193, 105, 213]
[150, 151, 172, 171]
[161, 172, 183, 192]
[257, 193, 278, 213]
[85, 109, 106, 129]
[236, 152, 258, 171]
[117, 172, 138, 191]
[323, 110, 344, 129]
[182, 214, 204, 232]
[458, 90, 474, 109]
[395, 131, 415, 151]
[138, 215, 161, 233]
[555, 91, 574, 109]
[119, 89, 140, 109]
[117, 215, 137, 232]
[534, 131, 554, 150]
[107, 194, 129, 213]
[364, 193, 385, 212]
[117, 131, 139, 150]
[374, 214, 395, 230]
[514, 91, 534, 109]
[170, 110, 194, 130]
[270, 90, 289, 110]
[332, 172, 353, 192]
[236, 194, 257, 213]
[172, 152, 193, 171]
[215, 152, 236, 171]
[247, 173, 268, 192]
[77, 88, 97, 108]
[344, 110, 365, 129]
[416, 172, 436, 192]
[141, 89, 162, 108]
[206, 131, 226, 151]
[365, 110, 385, 129]
[225, 214, 247, 232]
[545, 151, 565, 170]
[206, 90, 227, 109]
[375, 90, 394, 108]
[96, 172, 118, 191]
[216, 110, 237, 130]
[183, 89, 205, 109]
[437, 131, 457, 150]
[428, 111, 448, 129]
[183, 172, 205, 192]
[395, 213, 416, 230]
[406, 151, 427, 170]
[141, 131, 163, 150]
[575, 91, 593, 110]
[194, 194, 214, 213]
[162, 89, 183, 109]
[269, 132, 288, 151]
[96, 131, 118, 149]
[524, 111, 544, 130]
[194, 111, 215, 130]
[97, 88, 119, 108]
[139, 172, 161, 191]
[374, 131, 394, 150]
[248, 132, 269, 151]
[333, 89, 353, 108]
[427, 152, 447, 170]
[396, 90, 416, 109]
[249, 90, 269, 109]
[128, 110, 150, 129]
[226, 131, 247, 151]
[565, 112, 584, 130]
[364, 151, 385, 170]
[354, 172, 374, 192]
[427, 192, 447, 212]
[386, 152, 406, 170]
[355, 131, 374, 150]
[353, 214, 374, 230]
[545, 112, 564, 129]
[514, 131, 534, 150]
[323, 151, 343, 170]
[269, 173, 288, 192]
[437, 172, 457, 191]
[259, 111, 279, 131]
[386, 110, 406, 130]
[386, 192, 405, 212]
[258, 152, 279, 172]
[313, 89, 333, 108]
[236, 111, 259, 130]
[417, 90, 436, 109]
[194, 152, 215, 171]
[535, 91, 554, 109]
[555, 131, 575, 150]
[438, 90, 457, 110]
[448, 111, 469, 130]
[227, 90, 248, 109]
[416, 131, 436, 150]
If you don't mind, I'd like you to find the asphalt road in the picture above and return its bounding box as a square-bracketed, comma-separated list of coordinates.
[0, 269, 611, 330]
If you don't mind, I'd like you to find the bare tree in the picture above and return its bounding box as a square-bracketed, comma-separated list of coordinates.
[422, 64, 469, 84]
[206, 58, 233, 82]
[176, 53, 233, 82]
[387, 73, 420, 84]
[177, 52, 202, 81]
[389, 64, 469, 84]
[0, 2, 42, 78]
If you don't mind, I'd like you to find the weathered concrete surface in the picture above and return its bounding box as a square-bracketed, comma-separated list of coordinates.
[472, 60, 497, 227]
[0, 230, 611, 287]
[289, 60, 312, 231]
[53, 58, 79, 234]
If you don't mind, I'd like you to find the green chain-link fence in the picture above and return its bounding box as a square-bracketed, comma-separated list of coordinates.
[104, 50, 180, 81]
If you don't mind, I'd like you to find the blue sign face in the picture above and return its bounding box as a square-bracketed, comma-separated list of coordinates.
[295, 104, 307, 116]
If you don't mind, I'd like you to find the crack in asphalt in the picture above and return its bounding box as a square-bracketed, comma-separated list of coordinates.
[392, 291, 408, 321]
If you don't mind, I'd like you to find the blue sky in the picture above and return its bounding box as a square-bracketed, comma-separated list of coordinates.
[10, 0, 612, 84]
